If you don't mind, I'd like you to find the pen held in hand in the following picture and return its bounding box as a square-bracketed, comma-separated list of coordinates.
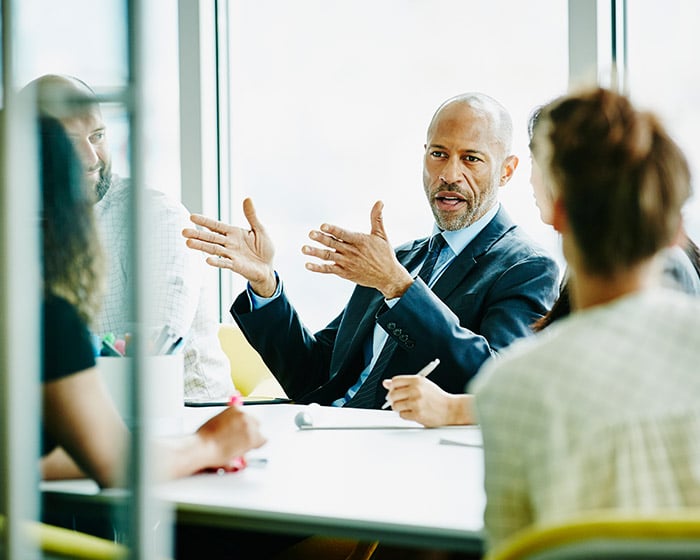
[382, 357, 440, 409]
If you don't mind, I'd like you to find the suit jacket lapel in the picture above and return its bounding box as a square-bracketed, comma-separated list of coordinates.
[432, 206, 516, 300]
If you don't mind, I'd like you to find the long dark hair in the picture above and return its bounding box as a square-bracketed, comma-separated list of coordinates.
[40, 116, 103, 324]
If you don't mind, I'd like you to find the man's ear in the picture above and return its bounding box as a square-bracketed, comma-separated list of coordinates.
[499, 155, 519, 186]
[551, 196, 568, 234]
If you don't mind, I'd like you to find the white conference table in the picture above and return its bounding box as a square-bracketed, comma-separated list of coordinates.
[41, 403, 486, 553]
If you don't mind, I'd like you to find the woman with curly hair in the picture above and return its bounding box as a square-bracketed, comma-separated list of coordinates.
[37, 115, 266, 488]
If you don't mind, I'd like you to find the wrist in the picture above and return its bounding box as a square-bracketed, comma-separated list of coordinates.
[380, 271, 414, 299]
[250, 271, 277, 298]
[447, 394, 477, 426]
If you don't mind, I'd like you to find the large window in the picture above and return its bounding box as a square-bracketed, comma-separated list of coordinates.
[223, 0, 568, 330]
[626, 0, 700, 242]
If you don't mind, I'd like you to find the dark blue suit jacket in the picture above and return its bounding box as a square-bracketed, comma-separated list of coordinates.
[231, 207, 560, 407]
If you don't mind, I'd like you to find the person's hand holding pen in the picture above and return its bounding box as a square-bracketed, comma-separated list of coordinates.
[382, 358, 439, 410]
[194, 391, 267, 474]
[381, 359, 478, 428]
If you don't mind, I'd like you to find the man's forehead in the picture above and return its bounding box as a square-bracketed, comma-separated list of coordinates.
[430, 112, 494, 143]
[430, 102, 493, 133]
[60, 109, 105, 134]
[440, 102, 492, 125]
[429, 102, 509, 158]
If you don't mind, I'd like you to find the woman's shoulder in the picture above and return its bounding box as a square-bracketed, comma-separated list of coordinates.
[44, 293, 83, 327]
[43, 294, 96, 383]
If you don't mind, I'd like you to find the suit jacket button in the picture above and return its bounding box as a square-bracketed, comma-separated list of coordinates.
[387, 322, 397, 330]
[399, 334, 409, 343]
[406, 341, 415, 349]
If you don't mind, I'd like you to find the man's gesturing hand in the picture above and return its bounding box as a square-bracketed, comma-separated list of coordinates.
[182, 197, 277, 297]
[302, 201, 414, 299]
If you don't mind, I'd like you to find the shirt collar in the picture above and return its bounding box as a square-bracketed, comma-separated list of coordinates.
[431, 203, 500, 256]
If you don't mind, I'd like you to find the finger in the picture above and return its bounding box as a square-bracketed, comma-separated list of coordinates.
[307, 232, 358, 261]
[182, 227, 200, 240]
[307, 229, 341, 249]
[398, 409, 419, 423]
[319, 223, 359, 245]
[302, 244, 337, 263]
[305, 261, 340, 275]
[183, 227, 228, 246]
[370, 200, 388, 240]
[190, 213, 230, 234]
[205, 256, 236, 271]
[384, 375, 414, 389]
[242, 198, 266, 234]
[389, 394, 412, 413]
[186, 238, 229, 257]
[381, 380, 395, 409]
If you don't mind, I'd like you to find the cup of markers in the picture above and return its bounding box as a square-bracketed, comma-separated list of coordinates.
[97, 332, 126, 357]
[94, 340, 185, 436]
[92, 328, 185, 358]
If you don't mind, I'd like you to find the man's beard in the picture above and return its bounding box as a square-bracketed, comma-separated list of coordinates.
[95, 166, 112, 202]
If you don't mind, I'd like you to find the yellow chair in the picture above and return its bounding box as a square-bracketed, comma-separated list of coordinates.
[217, 322, 288, 398]
[485, 510, 700, 560]
[0, 514, 128, 559]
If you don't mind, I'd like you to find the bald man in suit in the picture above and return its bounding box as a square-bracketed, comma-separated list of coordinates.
[183, 93, 560, 410]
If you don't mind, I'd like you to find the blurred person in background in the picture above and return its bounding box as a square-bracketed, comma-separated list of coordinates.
[30, 73, 235, 402]
[36, 113, 266, 489]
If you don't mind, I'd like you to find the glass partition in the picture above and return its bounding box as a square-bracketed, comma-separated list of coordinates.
[1, 0, 179, 557]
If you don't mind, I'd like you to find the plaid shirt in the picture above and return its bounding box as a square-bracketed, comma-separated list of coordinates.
[93, 177, 235, 401]
[471, 288, 700, 550]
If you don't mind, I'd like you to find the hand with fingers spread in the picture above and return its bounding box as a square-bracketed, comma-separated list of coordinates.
[381, 375, 476, 427]
[182, 198, 278, 297]
[302, 201, 414, 299]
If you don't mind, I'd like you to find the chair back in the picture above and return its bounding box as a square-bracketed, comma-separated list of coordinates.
[217, 323, 286, 398]
[0, 514, 128, 559]
[485, 510, 700, 560]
